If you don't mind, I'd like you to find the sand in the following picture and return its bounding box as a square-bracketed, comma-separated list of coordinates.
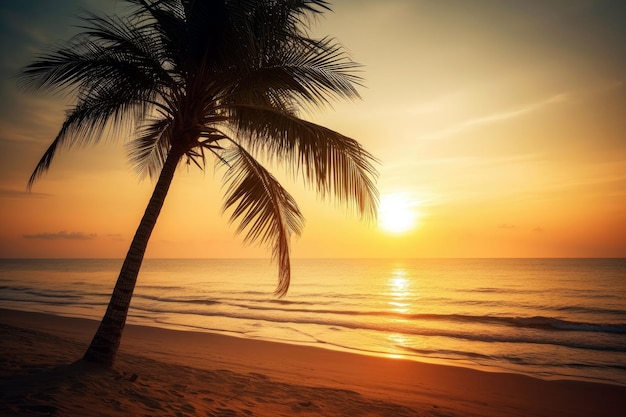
[1, 308, 624, 417]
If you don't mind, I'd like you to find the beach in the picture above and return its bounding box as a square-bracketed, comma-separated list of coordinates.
[1, 308, 624, 417]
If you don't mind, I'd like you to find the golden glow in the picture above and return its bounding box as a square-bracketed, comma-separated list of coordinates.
[0, 2, 624, 259]
[378, 194, 419, 234]
[388, 268, 411, 315]
[386, 268, 412, 358]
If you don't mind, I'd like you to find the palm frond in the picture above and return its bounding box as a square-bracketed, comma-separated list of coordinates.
[127, 114, 173, 179]
[19, 7, 172, 188]
[231, 104, 379, 220]
[80, 10, 177, 83]
[282, 36, 363, 104]
[247, 0, 331, 36]
[27, 134, 62, 190]
[231, 8, 362, 109]
[18, 10, 170, 95]
[27, 88, 155, 188]
[222, 144, 305, 297]
[124, 0, 188, 76]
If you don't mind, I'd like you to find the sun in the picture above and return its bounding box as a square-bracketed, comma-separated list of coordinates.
[378, 194, 418, 234]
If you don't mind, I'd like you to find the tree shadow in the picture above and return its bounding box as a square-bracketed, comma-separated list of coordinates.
[0, 359, 133, 416]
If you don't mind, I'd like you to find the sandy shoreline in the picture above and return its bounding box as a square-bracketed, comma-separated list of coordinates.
[1, 308, 624, 416]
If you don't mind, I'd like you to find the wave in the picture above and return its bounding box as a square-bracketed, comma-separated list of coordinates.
[510, 315, 626, 333]
[0, 286, 83, 300]
[552, 304, 626, 317]
[3, 284, 624, 336]
[134, 294, 220, 305]
[463, 287, 539, 295]
[205, 300, 626, 335]
[123, 303, 626, 353]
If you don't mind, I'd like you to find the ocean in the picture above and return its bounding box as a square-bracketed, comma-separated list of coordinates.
[1, 258, 624, 386]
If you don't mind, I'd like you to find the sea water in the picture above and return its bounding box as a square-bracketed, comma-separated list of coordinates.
[0, 258, 624, 386]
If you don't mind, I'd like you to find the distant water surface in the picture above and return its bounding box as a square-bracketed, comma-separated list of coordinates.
[1, 258, 624, 386]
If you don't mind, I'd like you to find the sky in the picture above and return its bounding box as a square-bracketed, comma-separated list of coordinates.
[0, 0, 625, 259]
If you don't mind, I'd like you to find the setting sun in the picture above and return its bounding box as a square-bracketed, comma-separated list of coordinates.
[378, 194, 419, 234]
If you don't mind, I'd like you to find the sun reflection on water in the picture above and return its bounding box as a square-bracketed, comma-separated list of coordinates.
[387, 267, 412, 315]
[386, 330, 411, 359]
[385, 267, 415, 358]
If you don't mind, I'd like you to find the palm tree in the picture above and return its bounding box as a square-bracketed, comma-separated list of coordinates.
[19, 0, 378, 367]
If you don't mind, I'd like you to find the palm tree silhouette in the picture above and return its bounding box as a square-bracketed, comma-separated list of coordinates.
[19, 0, 378, 367]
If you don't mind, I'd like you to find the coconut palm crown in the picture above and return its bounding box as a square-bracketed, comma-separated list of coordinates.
[19, 0, 378, 366]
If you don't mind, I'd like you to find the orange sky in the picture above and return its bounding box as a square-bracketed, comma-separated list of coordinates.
[1, 0, 625, 258]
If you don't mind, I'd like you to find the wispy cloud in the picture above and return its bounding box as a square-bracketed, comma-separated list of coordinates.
[497, 224, 516, 230]
[23, 231, 97, 240]
[106, 234, 126, 241]
[0, 188, 50, 199]
[420, 93, 568, 140]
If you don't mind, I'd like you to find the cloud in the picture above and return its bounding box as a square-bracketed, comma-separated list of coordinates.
[23, 231, 97, 240]
[497, 224, 516, 230]
[0, 188, 50, 199]
[420, 93, 568, 140]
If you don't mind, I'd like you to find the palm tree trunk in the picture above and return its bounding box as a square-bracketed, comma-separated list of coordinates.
[83, 146, 185, 367]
